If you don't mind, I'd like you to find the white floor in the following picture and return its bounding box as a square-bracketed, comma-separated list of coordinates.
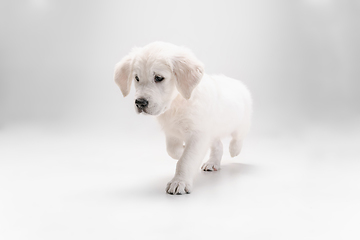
[1, 120, 359, 240]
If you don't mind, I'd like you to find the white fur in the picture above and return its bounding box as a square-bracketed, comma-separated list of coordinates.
[114, 42, 252, 195]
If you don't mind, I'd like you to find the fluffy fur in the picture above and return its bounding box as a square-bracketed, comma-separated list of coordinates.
[114, 42, 252, 194]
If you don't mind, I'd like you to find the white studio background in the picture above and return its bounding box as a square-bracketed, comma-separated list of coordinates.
[1, 1, 360, 240]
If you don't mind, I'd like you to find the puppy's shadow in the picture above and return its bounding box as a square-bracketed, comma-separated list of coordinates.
[110, 162, 257, 201]
[195, 162, 257, 191]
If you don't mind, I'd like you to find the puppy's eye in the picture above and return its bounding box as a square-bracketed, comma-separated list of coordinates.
[154, 75, 164, 82]
[135, 75, 139, 82]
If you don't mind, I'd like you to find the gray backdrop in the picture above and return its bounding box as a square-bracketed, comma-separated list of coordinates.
[1, 0, 359, 131]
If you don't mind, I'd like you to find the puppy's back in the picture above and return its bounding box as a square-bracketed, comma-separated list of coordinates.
[191, 74, 252, 138]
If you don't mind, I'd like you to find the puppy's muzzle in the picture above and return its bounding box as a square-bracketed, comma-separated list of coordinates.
[135, 98, 149, 110]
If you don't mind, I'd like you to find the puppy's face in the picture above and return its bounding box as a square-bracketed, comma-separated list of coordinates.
[114, 42, 204, 116]
[131, 58, 178, 116]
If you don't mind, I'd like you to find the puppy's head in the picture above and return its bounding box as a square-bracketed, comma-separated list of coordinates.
[114, 42, 204, 116]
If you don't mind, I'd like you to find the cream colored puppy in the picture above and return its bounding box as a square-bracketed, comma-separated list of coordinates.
[114, 42, 252, 195]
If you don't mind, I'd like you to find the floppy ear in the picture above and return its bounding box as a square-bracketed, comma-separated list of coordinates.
[170, 49, 204, 100]
[114, 51, 137, 97]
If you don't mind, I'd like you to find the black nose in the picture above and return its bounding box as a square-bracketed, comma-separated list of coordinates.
[135, 98, 148, 109]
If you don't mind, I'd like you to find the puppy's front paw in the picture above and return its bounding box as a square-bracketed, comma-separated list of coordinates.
[201, 162, 220, 171]
[166, 179, 192, 195]
[167, 146, 185, 160]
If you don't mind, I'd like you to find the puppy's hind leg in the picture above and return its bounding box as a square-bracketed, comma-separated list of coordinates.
[229, 122, 249, 157]
[201, 139, 223, 171]
[229, 111, 251, 157]
[229, 137, 243, 158]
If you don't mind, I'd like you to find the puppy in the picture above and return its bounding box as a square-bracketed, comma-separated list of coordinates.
[114, 42, 252, 194]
